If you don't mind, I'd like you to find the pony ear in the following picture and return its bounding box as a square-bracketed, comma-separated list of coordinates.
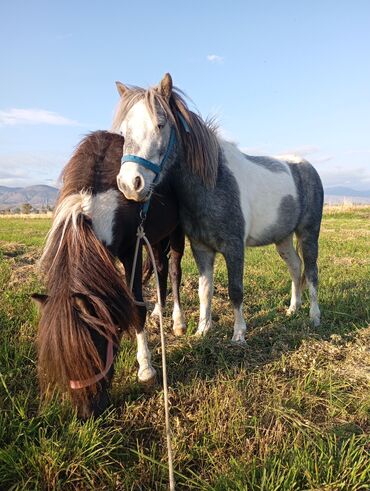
[159, 73, 173, 101]
[31, 293, 48, 308]
[116, 81, 129, 97]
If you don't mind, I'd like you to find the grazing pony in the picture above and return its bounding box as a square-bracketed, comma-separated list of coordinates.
[112, 73, 324, 343]
[34, 130, 185, 417]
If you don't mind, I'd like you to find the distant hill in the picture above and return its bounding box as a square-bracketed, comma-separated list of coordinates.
[0, 185, 59, 210]
[324, 186, 370, 198]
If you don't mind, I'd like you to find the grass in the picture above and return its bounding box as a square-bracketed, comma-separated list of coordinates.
[0, 207, 369, 490]
[0, 217, 51, 247]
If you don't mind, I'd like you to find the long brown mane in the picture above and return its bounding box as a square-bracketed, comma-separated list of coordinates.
[112, 86, 220, 188]
[56, 131, 124, 204]
[38, 132, 137, 408]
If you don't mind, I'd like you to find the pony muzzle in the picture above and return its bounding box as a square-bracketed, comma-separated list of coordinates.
[116, 162, 154, 201]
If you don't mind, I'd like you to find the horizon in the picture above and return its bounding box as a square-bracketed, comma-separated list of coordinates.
[1, 1, 369, 191]
[0, 182, 369, 193]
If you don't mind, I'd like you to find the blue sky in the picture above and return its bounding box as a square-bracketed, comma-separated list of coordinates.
[1, 0, 369, 190]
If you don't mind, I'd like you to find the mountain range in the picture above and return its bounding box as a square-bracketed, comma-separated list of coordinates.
[0, 185, 59, 210]
[0, 185, 369, 211]
[325, 186, 370, 198]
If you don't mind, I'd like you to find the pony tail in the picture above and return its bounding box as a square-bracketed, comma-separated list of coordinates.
[37, 192, 137, 404]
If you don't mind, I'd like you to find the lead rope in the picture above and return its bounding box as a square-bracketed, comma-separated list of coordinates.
[130, 223, 175, 491]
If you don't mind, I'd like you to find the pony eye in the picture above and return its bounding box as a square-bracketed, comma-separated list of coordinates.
[157, 123, 165, 130]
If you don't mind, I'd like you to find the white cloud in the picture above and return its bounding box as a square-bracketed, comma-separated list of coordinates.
[319, 165, 370, 190]
[207, 54, 224, 64]
[0, 108, 80, 126]
[0, 152, 67, 187]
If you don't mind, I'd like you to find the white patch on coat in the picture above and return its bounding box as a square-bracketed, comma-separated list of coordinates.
[220, 140, 298, 244]
[88, 190, 120, 246]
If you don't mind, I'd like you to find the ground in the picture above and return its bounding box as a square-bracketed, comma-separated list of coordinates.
[0, 206, 369, 490]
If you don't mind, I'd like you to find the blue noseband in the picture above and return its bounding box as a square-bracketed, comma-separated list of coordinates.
[121, 126, 177, 178]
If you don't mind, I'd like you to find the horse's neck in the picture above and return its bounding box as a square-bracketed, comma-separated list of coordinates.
[167, 150, 220, 218]
[172, 156, 215, 197]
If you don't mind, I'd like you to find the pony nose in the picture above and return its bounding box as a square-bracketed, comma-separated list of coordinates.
[117, 175, 126, 193]
[133, 175, 144, 192]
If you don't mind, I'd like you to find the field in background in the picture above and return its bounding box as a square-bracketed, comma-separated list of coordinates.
[0, 207, 369, 490]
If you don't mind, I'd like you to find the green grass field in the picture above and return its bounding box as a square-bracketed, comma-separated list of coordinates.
[0, 208, 369, 490]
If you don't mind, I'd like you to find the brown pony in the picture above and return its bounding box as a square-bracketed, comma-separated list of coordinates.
[33, 130, 185, 418]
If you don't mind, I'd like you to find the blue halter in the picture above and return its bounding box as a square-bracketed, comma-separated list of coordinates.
[120, 114, 190, 219]
[121, 126, 177, 178]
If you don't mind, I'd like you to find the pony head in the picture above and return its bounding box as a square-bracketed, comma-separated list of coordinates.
[34, 191, 137, 419]
[112, 73, 219, 202]
[114, 73, 174, 201]
[32, 292, 119, 418]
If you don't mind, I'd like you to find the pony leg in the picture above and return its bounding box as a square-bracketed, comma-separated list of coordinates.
[150, 239, 169, 319]
[121, 246, 156, 383]
[299, 232, 321, 327]
[224, 244, 246, 343]
[275, 234, 302, 315]
[169, 225, 186, 336]
[135, 328, 157, 383]
[191, 241, 215, 336]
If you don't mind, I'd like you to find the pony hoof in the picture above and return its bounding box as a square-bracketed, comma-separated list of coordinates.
[231, 334, 246, 344]
[151, 303, 161, 319]
[138, 368, 157, 386]
[310, 306, 321, 327]
[194, 329, 207, 338]
[141, 375, 157, 388]
[311, 316, 321, 327]
[194, 320, 212, 338]
[173, 326, 186, 337]
[286, 304, 301, 316]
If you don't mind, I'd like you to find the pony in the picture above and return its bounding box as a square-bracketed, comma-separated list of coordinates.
[33, 130, 185, 418]
[112, 73, 324, 344]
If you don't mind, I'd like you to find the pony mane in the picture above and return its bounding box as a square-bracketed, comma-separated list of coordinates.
[38, 131, 137, 409]
[57, 130, 124, 204]
[112, 87, 220, 188]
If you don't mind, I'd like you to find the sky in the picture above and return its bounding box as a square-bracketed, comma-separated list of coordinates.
[1, 0, 369, 191]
